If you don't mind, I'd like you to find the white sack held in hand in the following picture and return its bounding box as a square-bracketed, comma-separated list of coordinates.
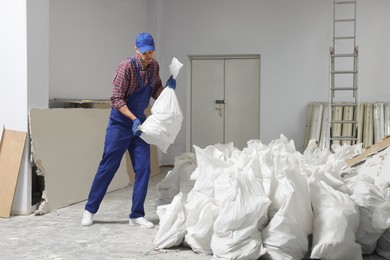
[169, 57, 183, 80]
[139, 57, 183, 153]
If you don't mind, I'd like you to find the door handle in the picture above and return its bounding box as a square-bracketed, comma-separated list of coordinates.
[215, 100, 225, 104]
[215, 106, 223, 117]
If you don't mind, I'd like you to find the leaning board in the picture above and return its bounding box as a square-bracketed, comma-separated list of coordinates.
[0, 128, 27, 218]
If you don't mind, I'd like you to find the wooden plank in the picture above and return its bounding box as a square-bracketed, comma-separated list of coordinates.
[0, 129, 27, 218]
[346, 135, 390, 167]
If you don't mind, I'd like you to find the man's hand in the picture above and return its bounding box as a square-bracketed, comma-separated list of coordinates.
[166, 75, 176, 89]
[132, 118, 142, 136]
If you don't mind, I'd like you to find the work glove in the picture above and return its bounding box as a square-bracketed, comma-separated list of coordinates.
[132, 118, 142, 136]
[166, 75, 176, 89]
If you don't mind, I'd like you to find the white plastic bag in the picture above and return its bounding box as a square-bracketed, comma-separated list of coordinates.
[347, 176, 389, 254]
[139, 87, 183, 152]
[169, 57, 183, 80]
[309, 170, 362, 260]
[153, 192, 187, 249]
[377, 228, 390, 259]
[211, 151, 270, 260]
[183, 145, 233, 255]
[156, 153, 197, 206]
[262, 154, 313, 260]
[139, 57, 183, 153]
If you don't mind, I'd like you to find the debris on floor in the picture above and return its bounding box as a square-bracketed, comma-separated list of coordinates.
[154, 134, 390, 260]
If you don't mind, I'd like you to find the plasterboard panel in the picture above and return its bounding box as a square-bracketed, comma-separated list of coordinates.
[373, 102, 385, 143]
[363, 103, 374, 148]
[29, 108, 129, 212]
[342, 106, 354, 146]
[385, 103, 390, 137]
[0, 129, 27, 218]
[0, 125, 4, 144]
[309, 102, 323, 143]
[319, 104, 330, 150]
[303, 103, 314, 149]
[331, 106, 343, 146]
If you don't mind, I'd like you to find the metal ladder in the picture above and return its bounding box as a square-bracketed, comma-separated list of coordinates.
[329, 0, 359, 147]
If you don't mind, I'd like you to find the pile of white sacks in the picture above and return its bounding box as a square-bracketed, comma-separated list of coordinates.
[153, 135, 390, 260]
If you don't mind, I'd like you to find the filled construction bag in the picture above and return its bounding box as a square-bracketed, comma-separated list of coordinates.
[156, 152, 197, 206]
[262, 153, 313, 260]
[183, 144, 234, 255]
[139, 57, 183, 153]
[346, 175, 390, 254]
[377, 228, 390, 259]
[153, 192, 187, 249]
[210, 147, 270, 260]
[309, 169, 362, 260]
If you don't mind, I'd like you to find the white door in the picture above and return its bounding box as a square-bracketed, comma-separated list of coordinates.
[191, 57, 260, 150]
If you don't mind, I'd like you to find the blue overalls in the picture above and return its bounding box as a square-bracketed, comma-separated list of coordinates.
[85, 57, 153, 219]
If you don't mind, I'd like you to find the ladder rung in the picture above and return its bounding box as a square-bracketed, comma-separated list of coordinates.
[335, 1, 357, 4]
[331, 120, 357, 124]
[330, 103, 358, 107]
[335, 36, 355, 40]
[331, 87, 358, 90]
[331, 53, 357, 57]
[335, 19, 356, 22]
[330, 137, 358, 141]
[331, 70, 358, 74]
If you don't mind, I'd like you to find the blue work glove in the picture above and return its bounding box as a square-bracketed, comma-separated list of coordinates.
[166, 75, 176, 89]
[132, 118, 142, 136]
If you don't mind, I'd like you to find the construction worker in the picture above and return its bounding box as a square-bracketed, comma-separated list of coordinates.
[81, 32, 176, 228]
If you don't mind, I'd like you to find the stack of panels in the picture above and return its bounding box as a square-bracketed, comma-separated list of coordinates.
[319, 105, 330, 150]
[373, 103, 385, 144]
[384, 103, 390, 137]
[309, 103, 324, 144]
[304, 102, 390, 150]
[331, 106, 343, 146]
[363, 103, 374, 148]
[342, 106, 354, 146]
[358, 103, 365, 144]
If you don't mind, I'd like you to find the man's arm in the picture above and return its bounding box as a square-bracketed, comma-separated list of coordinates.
[118, 104, 137, 121]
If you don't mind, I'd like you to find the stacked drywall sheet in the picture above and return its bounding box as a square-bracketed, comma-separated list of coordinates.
[342, 105, 354, 146]
[332, 105, 343, 146]
[304, 102, 328, 150]
[154, 135, 390, 259]
[304, 102, 390, 150]
[319, 104, 329, 150]
[358, 103, 365, 144]
[309, 102, 323, 144]
[385, 103, 390, 136]
[363, 103, 374, 148]
[29, 108, 130, 213]
[303, 102, 314, 149]
[374, 103, 385, 143]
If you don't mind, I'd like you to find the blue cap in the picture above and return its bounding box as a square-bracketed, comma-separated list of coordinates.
[136, 32, 155, 54]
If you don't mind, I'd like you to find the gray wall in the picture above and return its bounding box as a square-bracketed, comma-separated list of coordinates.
[49, 0, 154, 99]
[48, 0, 390, 162]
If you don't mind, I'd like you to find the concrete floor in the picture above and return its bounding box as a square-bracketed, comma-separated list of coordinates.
[0, 167, 386, 260]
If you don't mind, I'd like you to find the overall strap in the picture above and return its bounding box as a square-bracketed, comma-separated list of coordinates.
[130, 57, 154, 87]
[130, 57, 143, 87]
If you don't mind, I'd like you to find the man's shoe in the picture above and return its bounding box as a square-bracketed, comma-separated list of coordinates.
[129, 217, 154, 229]
[81, 210, 94, 226]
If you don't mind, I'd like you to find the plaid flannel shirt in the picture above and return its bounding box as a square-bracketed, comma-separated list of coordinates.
[110, 56, 163, 109]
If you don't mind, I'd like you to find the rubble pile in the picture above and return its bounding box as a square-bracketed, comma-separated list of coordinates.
[154, 135, 390, 260]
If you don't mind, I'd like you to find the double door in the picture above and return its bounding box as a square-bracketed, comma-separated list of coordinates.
[191, 57, 260, 150]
